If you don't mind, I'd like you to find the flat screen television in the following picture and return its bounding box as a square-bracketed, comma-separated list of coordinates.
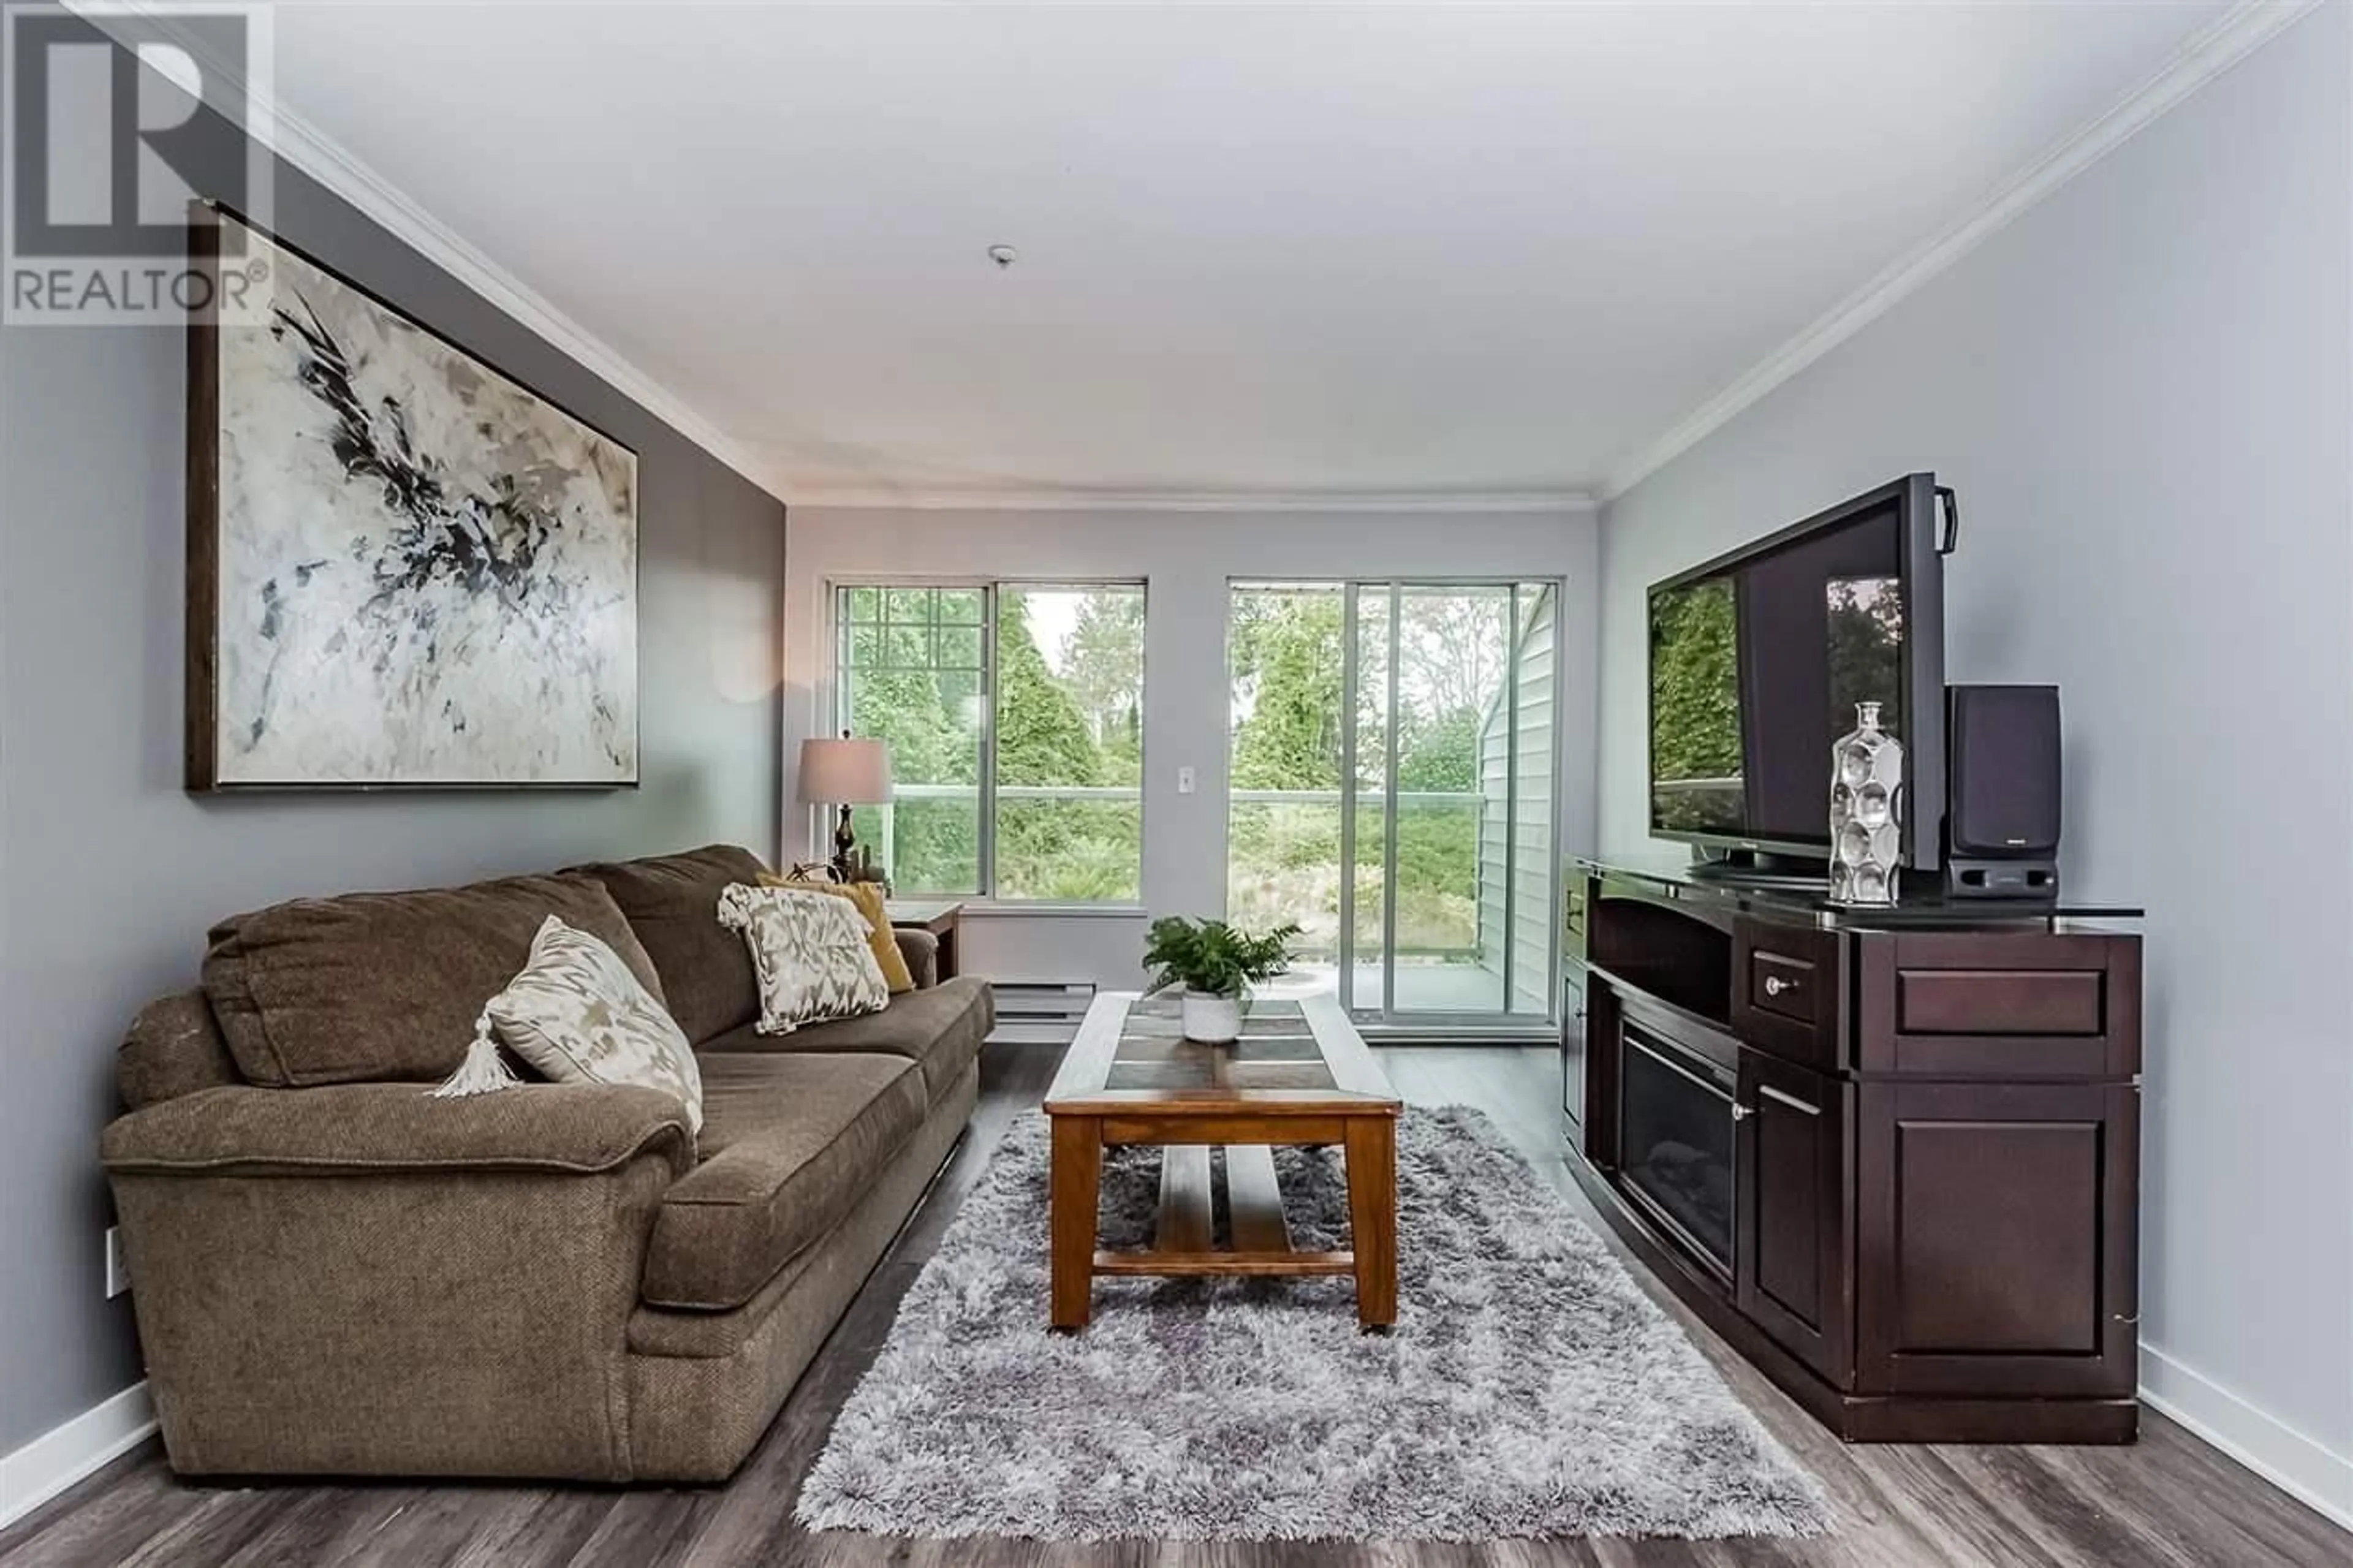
[1647, 474, 1948, 873]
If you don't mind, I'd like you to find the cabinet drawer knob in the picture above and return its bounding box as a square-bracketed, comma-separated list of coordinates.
[1731, 1103, 1753, 1121]
[1763, 974, 1794, 998]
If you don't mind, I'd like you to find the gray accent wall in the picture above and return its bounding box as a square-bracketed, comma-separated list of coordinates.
[1595, 9, 2352, 1492]
[0, 127, 786, 1452]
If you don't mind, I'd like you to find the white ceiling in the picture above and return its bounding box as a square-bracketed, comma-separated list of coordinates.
[250, 1, 2253, 505]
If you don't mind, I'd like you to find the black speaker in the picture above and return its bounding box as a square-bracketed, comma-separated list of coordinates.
[1944, 685, 2061, 898]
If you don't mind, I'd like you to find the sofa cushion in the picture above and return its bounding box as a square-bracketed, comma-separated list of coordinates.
[641, 1052, 926, 1312]
[204, 874, 664, 1088]
[697, 975, 992, 1107]
[571, 845, 770, 1045]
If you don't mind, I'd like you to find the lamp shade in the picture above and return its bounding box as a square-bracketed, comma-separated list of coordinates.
[798, 737, 893, 805]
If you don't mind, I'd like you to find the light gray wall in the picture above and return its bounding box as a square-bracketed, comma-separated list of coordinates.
[782, 506, 1600, 987]
[1595, 8, 2352, 1498]
[0, 139, 787, 1455]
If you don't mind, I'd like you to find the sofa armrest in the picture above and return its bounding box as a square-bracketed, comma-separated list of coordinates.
[104, 1080, 690, 1480]
[102, 1081, 695, 1179]
[894, 927, 939, 990]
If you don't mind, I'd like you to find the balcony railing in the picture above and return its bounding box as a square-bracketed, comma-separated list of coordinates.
[885, 784, 1482, 806]
[868, 785, 1492, 961]
[1229, 788, 1483, 809]
[892, 784, 1142, 802]
[1230, 787, 1487, 962]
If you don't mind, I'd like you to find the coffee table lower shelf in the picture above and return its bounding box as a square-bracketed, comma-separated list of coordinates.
[1048, 1118, 1396, 1330]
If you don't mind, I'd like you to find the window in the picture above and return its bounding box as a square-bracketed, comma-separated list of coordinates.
[838, 586, 986, 894]
[836, 583, 1144, 902]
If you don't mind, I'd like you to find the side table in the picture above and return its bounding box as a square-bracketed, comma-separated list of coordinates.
[884, 899, 964, 982]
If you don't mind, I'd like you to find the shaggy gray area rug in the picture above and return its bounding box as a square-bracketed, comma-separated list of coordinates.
[796, 1105, 1831, 1542]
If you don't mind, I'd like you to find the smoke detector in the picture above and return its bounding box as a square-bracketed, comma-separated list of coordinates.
[987, 244, 1017, 270]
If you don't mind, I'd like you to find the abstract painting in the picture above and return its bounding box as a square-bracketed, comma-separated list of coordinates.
[186, 212, 638, 789]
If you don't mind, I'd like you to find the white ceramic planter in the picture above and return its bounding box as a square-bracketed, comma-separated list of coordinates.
[1181, 991, 1243, 1044]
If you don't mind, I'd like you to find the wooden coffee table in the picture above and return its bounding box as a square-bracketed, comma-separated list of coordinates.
[1042, 990, 1402, 1330]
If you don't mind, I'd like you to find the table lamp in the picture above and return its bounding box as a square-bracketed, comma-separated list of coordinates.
[798, 733, 893, 881]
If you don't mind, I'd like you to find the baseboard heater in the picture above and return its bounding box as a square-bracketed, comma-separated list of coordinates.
[987, 981, 1097, 1045]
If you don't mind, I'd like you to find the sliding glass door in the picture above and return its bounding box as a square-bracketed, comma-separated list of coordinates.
[1228, 580, 1561, 1031]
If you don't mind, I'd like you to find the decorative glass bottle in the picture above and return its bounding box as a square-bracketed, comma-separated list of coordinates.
[1829, 700, 1903, 906]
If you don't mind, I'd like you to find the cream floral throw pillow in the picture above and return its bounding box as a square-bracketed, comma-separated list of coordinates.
[433, 914, 703, 1134]
[718, 882, 889, 1034]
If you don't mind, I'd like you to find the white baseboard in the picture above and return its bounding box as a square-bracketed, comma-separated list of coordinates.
[2, 1356, 2347, 1539]
[0, 1382, 156, 1532]
[2142, 1345, 2353, 1532]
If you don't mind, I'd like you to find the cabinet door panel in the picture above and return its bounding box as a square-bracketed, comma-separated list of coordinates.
[1583, 981, 1621, 1170]
[1735, 1052, 1853, 1387]
[1856, 1080, 2139, 1396]
[1561, 966, 1588, 1139]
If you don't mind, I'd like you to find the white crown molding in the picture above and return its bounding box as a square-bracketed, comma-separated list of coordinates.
[69, 1, 789, 505]
[79, 1, 1584, 518]
[782, 487, 1594, 515]
[0, 1382, 154, 1532]
[1597, 0, 2325, 502]
[83, 1, 2316, 516]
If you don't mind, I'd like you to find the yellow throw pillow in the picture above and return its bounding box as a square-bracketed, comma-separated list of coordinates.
[759, 874, 914, 994]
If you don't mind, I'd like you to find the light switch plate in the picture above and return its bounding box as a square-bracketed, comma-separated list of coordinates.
[105, 1225, 130, 1298]
[1176, 766, 1196, 795]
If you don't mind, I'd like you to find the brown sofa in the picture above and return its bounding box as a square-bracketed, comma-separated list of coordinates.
[99, 844, 990, 1483]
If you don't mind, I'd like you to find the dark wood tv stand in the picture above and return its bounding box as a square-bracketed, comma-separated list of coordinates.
[1561, 856, 2145, 1444]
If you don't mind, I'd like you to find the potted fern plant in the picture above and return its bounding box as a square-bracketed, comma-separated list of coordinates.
[1142, 915, 1302, 1043]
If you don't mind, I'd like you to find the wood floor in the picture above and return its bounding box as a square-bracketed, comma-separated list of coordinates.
[4, 1045, 2346, 1567]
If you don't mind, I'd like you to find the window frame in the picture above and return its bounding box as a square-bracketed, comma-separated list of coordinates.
[829, 576, 1148, 909]
[1221, 574, 1568, 1025]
